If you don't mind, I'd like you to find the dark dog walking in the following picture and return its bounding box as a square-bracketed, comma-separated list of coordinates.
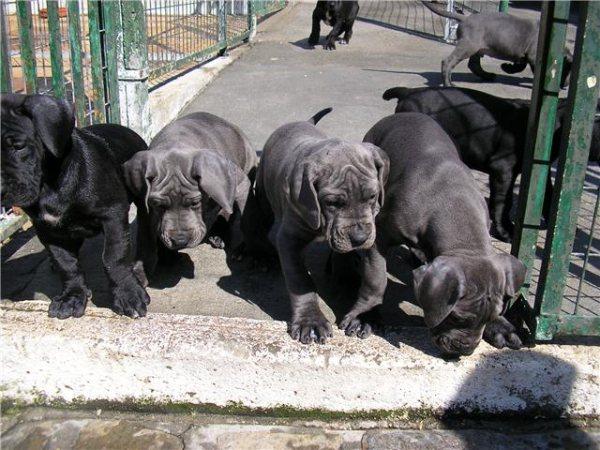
[1, 94, 150, 319]
[308, 1, 359, 50]
[383, 86, 600, 242]
[363, 113, 526, 357]
[252, 108, 389, 344]
[422, 1, 572, 87]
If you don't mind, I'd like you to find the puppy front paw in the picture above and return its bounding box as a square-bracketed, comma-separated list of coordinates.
[484, 317, 522, 350]
[289, 313, 333, 344]
[337, 39, 347, 45]
[112, 278, 150, 319]
[48, 287, 91, 319]
[491, 223, 514, 243]
[339, 311, 380, 339]
[207, 235, 226, 249]
[324, 41, 336, 50]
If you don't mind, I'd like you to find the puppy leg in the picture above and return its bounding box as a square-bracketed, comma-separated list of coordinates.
[308, 9, 321, 46]
[325, 22, 344, 50]
[339, 242, 388, 339]
[501, 60, 528, 74]
[227, 175, 252, 260]
[340, 20, 355, 45]
[41, 235, 90, 319]
[102, 210, 150, 318]
[133, 202, 157, 281]
[467, 55, 497, 81]
[488, 166, 517, 243]
[442, 44, 474, 87]
[483, 316, 522, 350]
[277, 228, 332, 344]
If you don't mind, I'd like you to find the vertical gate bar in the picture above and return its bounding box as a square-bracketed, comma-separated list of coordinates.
[87, 0, 106, 123]
[247, 0, 256, 41]
[535, 0, 600, 339]
[574, 187, 599, 315]
[67, 0, 87, 125]
[218, 0, 227, 48]
[0, 1, 12, 93]
[102, 0, 122, 123]
[512, 2, 570, 286]
[47, 1, 66, 98]
[499, 0, 509, 13]
[16, 1, 37, 94]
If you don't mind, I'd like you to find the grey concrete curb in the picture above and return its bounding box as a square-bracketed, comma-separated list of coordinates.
[1, 302, 599, 419]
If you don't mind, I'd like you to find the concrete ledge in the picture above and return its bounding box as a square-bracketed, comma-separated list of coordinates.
[1, 302, 599, 418]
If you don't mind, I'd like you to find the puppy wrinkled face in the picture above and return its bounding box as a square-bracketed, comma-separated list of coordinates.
[431, 265, 504, 357]
[0, 109, 43, 207]
[318, 164, 380, 254]
[147, 174, 219, 250]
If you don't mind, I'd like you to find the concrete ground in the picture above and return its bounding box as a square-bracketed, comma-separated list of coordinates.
[5, 1, 596, 325]
[1, 3, 600, 449]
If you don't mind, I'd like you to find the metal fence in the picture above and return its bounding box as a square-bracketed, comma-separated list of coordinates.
[512, 1, 600, 340]
[0, 0, 114, 125]
[145, 0, 285, 87]
[358, 0, 499, 42]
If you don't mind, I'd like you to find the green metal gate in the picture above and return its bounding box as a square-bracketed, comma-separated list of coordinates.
[0, 0, 119, 124]
[512, 1, 600, 340]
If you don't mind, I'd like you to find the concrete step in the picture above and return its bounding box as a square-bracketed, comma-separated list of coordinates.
[1, 301, 598, 419]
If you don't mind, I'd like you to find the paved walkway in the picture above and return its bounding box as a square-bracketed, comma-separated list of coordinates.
[2, 407, 599, 450]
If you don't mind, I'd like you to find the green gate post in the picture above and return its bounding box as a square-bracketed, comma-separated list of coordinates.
[102, 0, 122, 124]
[87, 0, 107, 123]
[512, 1, 570, 291]
[47, 1, 66, 99]
[67, 0, 88, 125]
[0, 1, 12, 93]
[218, 0, 228, 52]
[499, 0, 509, 13]
[117, 0, 151, 141]
[534, 0, 600, 340]
[16, 1, 37, 94]
[248, 0, 257, 42]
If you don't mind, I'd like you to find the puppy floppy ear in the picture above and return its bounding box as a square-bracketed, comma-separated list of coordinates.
[122, 151, 157, 211]
[362, 143, 390, 208]
[22, 94, 74, 158]
[494, 253, 527, 298]
[290, 161, 321, 230]
[192, 150, 241, 216]
[413, 257, 466, 328]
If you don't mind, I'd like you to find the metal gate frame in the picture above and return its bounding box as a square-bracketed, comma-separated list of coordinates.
[512, 1, 600, 340]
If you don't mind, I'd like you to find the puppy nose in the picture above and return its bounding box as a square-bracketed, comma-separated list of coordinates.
[169, 233, 189, 248]
[349, 224, 370, 247]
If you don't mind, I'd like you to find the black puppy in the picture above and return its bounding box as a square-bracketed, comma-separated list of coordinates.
[1, 94, 150, 319]
[383, 86, 600, 242]
[308, 1, 359, 50]
[422, 1, 572, 87]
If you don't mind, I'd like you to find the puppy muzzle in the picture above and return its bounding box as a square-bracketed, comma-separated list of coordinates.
[328, 221, 375, 253]
[160, 226, 205, 250]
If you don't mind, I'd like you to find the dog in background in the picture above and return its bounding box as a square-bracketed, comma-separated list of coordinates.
[363, 112, 527, 357]
[383, 86, 600, 242]
[1, 93, 150, 319]
[123, 112, 257, 275]
[308, 1, 359, 50]
[422, 1, 572, 87]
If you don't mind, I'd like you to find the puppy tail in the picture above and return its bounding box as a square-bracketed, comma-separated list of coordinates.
[308, 107, 333, 125]
[383, 87, 412, 101]
[421, 1, 465, 21]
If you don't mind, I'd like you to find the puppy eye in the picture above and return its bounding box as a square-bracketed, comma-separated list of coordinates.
[188, 197, 202, 208]
[149, 197, 168, 208]
[325, 197, 345, 208]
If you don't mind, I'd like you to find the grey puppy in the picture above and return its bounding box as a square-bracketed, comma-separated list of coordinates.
[253, 108, 389, 344]
[123, 112, 257, 274]
[422, 1, 572, 87]
[363, 113, 527, 357]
